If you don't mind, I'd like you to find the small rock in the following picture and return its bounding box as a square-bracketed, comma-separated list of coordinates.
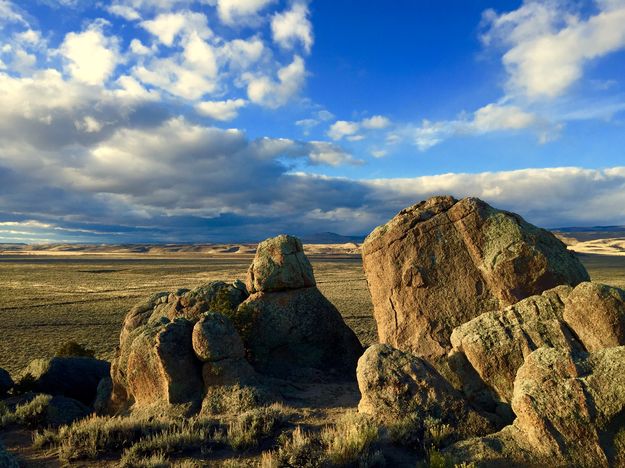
[192, 312, 245, 362]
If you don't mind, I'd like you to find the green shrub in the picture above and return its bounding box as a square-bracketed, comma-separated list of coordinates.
[201, 384, 264, 415]
[55, 341, 95, 358]
[0, 394, 52, 428]
[227, 404, 293, 451]
[321, 412, 380, 466]
[271, 426, 322, 467]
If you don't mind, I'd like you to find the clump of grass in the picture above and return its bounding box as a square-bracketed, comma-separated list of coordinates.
[421, 448, 476, 468]
[119, 419, 218, 466]
[387, 414, 454, 453]
[0, 394, 52, 428]
[55, 341, 95, 358]
[321, 411, 380, 466]
[269, 426, 321, 467]
[52, 415, 176, 462]
[227, 404, 293, 451]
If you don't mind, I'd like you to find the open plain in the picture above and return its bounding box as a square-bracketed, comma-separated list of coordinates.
[1, 250, 623, 376]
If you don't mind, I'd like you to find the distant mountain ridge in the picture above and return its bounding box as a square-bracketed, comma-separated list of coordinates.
[552, 226, 625, 242]
[300, 232, 366, 244]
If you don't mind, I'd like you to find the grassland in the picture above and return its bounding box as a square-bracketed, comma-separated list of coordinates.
[0, 254, 374, 375]
[0, 252, 623, 376]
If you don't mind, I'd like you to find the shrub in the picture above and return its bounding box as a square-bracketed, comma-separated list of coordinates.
[271, 426, 322, 468]
[201, 384, 264, 415]
[55, 341, 95, 358]
[321, 412, 381, 466]
[227, 404, 293, 451]
[0, 394, 52, 428]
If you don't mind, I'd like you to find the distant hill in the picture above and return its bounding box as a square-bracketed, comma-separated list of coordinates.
[552, 226, 625, 242]
[300, 232, 365, 244]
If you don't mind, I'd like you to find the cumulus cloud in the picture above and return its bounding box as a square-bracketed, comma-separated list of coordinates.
[482, 0, 625, 99]
[141, 11, 211, 46]
[245, 55, 306, 108]
[403, 103, 549, 150]
[196, 98, 247, 121]
[327, 115, 391, 140]
[60, 24, 119, 85]
[216, 0, 275, 25]
[271, 1, 313, 53]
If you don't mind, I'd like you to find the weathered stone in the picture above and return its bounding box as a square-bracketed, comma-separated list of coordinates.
[125, 318, 203, 409]
[446, 346, 625, 467]
[238, 287, 362, 380]
[563, 281, 625, 352]
[357, 344, 494, 439]
[94, 377, 113, 415]
[18, 357, 110, 406]
[0, 367, 13, 397]
[201, 359, 257, 387]
[246, 234, 315, 293]
[449, 285, 582, 404]
[362, 196, 589, 362]
[192, 312, 245, 362]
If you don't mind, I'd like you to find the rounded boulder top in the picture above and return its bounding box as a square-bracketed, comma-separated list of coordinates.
[246, 234, 316, 293]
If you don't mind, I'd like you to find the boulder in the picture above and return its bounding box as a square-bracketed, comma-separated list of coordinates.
[446, 346, 625, 467]
[192, 312, 245, 362]
[563, 282, 625, 352]
[0, 367, 13, 397]
[125, 318, 203, 409]
[18, 357, 110, 406]
[246, 234, 315, 293]
[192, 312, 257, 387]
[357, 344, 494, 440]
[238, 287, 362, 380]
[362, 196, 589, 362]
[448, 285, 583, 404]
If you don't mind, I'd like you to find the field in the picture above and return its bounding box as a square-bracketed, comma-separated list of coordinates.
[1, 252, 624, 376]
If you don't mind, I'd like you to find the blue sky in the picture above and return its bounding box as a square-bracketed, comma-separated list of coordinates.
[1, 0, 625, 243]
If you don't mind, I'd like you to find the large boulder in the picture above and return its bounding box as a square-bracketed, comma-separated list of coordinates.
[125, 318, 203, 410]
[448, 285, 583, 405]
[238, 287, 362, 380]
[563, 282, 625, 352]
[0, 367, 13, 397]
[18, 357, 110, 406]
[246, 234, 315, 293]
[357, 344, 494, 440]
[362, 196, 589, 362]
[192, 312, 257, 387]
[446, 346, 625, 467]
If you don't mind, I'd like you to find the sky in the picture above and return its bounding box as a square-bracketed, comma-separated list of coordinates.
[0, 0, 625, 243]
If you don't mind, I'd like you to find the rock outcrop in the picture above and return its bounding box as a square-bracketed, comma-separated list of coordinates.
[448, 281, 625, 411]
[18, 357, 110, 406]
[109, 234, 361, 414]
[447, 347, 625, 467]
[0, 367, 13, 397]
[362, 196, 589, 362]
[357, 344, 494, 440]
[237, 235, 363, 379]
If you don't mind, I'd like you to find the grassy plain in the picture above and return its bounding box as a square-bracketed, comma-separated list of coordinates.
[0, 254, 374, 375]
[0, 252, 623, 375]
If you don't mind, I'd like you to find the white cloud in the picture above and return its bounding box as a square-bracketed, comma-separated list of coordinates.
[220, 37, 265, 68]
[327, 120, 359, 140]
[60, 25, 118, 85]
[129, 39, 151, 55]
[141, 11, 211, 47]
[483, 1, 625, 99]
[371, 149, 387, 158]
[0, 0, 27, 28]
[404, 103, 546, 150]
[246, 55, 306, 108]
[306, 141, 363, 166]
[183, 32, 218, 77]
[271, 2, 313, 53]
[196, 98, 247, 121]
[361, 115, 390, 129]
[216, 0, 275, 25]
[107, 4, 141, 21]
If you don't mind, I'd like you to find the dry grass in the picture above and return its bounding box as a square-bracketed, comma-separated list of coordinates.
[0, 394, 52, 428]
[0, 254, 374, 375]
